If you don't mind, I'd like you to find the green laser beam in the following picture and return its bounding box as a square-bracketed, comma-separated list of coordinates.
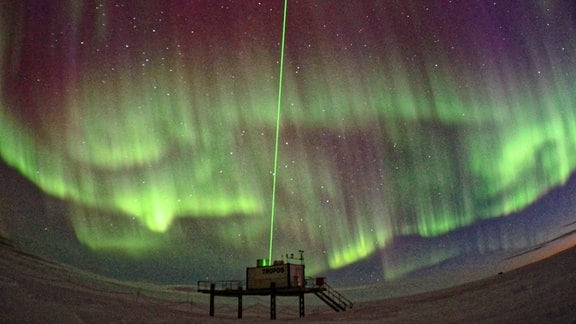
[269, 0, 288, 263]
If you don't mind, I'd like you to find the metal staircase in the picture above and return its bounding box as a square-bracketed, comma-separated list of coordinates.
[314, 283, 353, 312]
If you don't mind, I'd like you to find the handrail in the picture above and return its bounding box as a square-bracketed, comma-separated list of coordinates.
[322, 283, 353, 309]
[197, 280, 243, 291]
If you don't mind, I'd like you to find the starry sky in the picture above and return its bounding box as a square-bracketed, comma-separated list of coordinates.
[1, 0, 576, 287]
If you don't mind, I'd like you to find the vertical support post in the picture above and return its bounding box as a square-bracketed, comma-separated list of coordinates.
[209, 283, 215, 317]
[270, 282, 277, 320]
[238, 286, 243, 319]
[299, 292, 305, 318]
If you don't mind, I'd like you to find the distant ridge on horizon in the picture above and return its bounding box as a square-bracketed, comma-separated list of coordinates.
[1, 230, 575, 322]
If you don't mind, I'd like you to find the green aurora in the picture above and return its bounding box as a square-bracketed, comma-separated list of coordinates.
[0, 1, 575, 280]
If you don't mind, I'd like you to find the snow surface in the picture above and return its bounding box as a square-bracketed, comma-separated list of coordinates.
[1, 236, 575, 322]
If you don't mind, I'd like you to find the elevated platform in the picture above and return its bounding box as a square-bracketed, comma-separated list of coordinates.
[197, 277, 352, 319]
[197, 279, 325, 296]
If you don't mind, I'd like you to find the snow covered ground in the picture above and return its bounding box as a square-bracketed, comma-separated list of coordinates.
[1, 235, 575, 322]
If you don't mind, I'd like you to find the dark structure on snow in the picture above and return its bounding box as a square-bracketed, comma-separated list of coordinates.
[197, 252, 352, 319]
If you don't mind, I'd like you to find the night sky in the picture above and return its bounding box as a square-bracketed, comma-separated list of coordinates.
[1, 1, 576, 287]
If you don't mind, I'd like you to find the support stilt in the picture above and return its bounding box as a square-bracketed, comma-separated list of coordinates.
[209, 283, 215, 317]
[270, 282, 276, 320]
[299, 292, 305, 317]
[238, 286, 243, 319]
